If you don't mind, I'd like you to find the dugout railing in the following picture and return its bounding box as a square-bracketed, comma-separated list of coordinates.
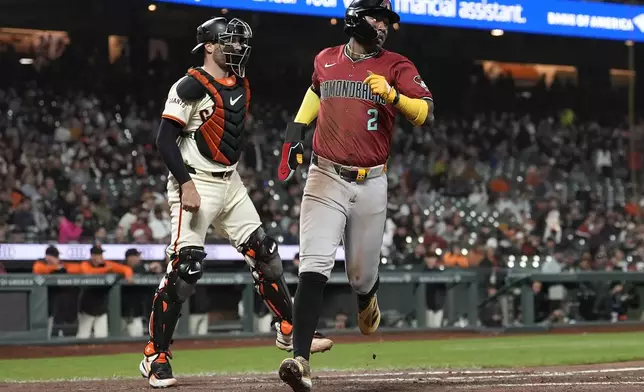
[1, 271, 644, 344]
[0, 271, 478, 343]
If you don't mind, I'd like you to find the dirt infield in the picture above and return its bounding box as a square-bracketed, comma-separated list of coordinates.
[4, 324, 644, 391]
[6, 362, 644, 391]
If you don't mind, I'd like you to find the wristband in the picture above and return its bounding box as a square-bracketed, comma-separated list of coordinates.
[392, 89, 400, 106]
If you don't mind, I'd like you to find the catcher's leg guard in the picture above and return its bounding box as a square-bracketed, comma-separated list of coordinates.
[240, 228, 333, 354]
[240, 228, 294, 328]
[145, 247, 205, 354]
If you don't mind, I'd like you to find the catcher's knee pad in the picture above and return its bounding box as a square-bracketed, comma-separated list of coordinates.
[241, 227, 283, 280]
[149, 246, 206, 352]
[240, 228, 293, 322]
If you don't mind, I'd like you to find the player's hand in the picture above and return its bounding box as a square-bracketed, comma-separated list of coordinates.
[180, 180, 201, 212]
[364, 71, 396, 104]
[278, 122, 306, 182]
[278, 141, 304, 182]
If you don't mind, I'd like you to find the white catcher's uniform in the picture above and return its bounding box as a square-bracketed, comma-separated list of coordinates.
[161, 67, 260, 258]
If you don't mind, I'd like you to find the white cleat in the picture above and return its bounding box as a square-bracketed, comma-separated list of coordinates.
[275, 322, 334, 354]
[140, 346, 177, 388]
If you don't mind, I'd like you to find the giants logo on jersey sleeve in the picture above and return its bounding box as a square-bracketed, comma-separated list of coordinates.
[320, 80, 387, 105]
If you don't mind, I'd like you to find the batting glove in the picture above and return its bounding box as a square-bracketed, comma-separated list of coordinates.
[364, 71, 397, 104]
[278, 122, 305, 182]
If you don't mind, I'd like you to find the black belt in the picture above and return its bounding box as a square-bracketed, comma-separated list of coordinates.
[311, 153, 368, 183]
[185, 164, 234, 179]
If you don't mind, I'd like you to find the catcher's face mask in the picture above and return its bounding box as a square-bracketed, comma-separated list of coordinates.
[219, 18, 252, 78]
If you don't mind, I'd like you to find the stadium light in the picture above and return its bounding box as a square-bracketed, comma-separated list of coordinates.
[148, 3, 157, 11]
[19, 58, 34, 65]
[491, 29, 504, 37]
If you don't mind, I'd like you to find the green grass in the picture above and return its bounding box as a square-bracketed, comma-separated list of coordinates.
[2, 332, 644, 382]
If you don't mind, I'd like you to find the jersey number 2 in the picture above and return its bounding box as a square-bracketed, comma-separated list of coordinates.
[367, 109, 378, 131]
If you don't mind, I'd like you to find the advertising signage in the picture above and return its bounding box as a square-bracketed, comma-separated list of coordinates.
[157, 0, 644, 42]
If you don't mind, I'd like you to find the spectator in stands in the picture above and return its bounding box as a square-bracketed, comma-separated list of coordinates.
[594, 143, 612, 178]
[443, 245, 469, 269]
[423, 226, 448, 250]
[118, 204, 140, 233]
[467, 244, 485, 267]
[148, 206, 171, 244]
[9, 198, 35, 234]
[542, 202, 562, 244]
[404, 243, 427, 265]
[121, 248, 163, 337]
[32, 246, 81, 337]
[282, 222, 299, 244]
[76, 245, 133, 339]
[58, 215, 83, 244]
[129, 210, 153, 243]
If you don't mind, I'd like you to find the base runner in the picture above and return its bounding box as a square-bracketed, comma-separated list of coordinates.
[276, 1, 434, 390]
[139, 16, 332, 389]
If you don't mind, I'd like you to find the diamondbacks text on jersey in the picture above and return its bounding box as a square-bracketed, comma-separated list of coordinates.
[311, 45, 432, 167]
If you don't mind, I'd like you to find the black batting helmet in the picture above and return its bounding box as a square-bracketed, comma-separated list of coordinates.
[191, 17, 253, 78]
[344, 0, 400, 45]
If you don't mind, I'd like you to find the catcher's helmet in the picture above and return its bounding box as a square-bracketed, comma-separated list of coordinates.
[191, 17, 253, 78]
[344, 0, 399, 45]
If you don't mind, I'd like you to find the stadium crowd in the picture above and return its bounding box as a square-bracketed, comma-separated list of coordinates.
[1, 43, 642, 271]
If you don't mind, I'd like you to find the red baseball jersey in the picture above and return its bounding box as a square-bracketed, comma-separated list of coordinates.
[311, 44, 432, 167]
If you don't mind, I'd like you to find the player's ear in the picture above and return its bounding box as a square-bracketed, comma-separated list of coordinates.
[204, 42, 215, 54]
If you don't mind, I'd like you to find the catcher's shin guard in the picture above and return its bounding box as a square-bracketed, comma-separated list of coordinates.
[149, 278, 183, 353]
[240, 227, 294, 327]
[148, 246, 205, 353]
[256, 270, 294, 325]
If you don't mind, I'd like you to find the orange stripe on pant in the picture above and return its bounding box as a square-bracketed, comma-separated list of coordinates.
[172, 188, 184, 266]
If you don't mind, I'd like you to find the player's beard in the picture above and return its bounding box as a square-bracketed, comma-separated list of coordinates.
[375, 29, 387, 48]
[211, 46, 229, 72]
